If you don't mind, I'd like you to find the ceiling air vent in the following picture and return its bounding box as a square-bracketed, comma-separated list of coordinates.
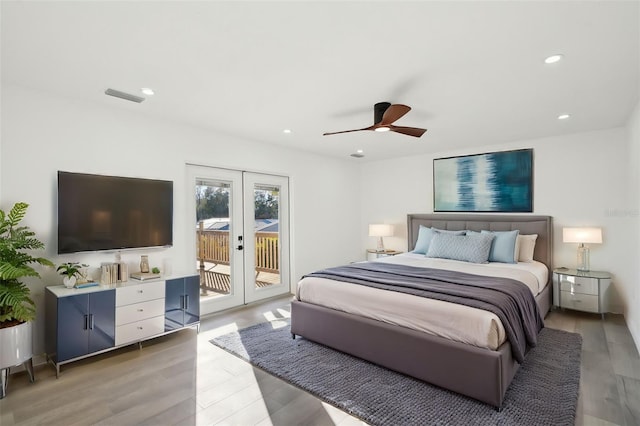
[105, 88, 145, 103]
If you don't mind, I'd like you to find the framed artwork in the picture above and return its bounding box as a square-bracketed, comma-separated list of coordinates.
[433, 148, 533, 212]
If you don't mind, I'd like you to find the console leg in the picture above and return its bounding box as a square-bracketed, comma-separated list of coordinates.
[0, 368, 8, 399]
[291, 333, 296, 340]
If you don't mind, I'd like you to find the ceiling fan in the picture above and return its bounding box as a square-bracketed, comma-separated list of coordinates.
[323, 102, 427, 138]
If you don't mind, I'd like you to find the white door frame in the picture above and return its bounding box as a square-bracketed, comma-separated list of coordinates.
[186, 165, 290, 314]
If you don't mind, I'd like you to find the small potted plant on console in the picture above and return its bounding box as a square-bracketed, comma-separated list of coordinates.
[56, 262, 89, 288]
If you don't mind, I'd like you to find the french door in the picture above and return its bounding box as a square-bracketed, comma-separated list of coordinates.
[187, 165, 290, 314]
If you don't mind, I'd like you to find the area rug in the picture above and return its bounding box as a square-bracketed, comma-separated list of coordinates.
[210, 321, 582, 426]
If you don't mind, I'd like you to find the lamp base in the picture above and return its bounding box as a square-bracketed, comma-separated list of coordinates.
[576, 244, 590, 271]
[376, 237, 385, 252]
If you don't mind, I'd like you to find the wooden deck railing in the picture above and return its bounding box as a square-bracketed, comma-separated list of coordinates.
[197, 227, 279, 274]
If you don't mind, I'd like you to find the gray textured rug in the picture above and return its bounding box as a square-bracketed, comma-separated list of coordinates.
[210, 321, 582, 426]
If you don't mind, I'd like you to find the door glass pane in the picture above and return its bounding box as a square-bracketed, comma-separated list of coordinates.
[254, 184, 281, 289]
[196, 179, 232, 301]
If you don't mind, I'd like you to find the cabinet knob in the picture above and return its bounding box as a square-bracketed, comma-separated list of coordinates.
[137, 326, 143, 330]
[138, 290, 144, 293]
[137, 309, 144, 312]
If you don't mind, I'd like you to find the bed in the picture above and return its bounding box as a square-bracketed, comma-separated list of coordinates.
[291, 214, 553, 408]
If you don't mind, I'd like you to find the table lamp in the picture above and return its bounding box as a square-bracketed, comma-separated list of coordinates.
[369, 224, 394, 252]
[562, 227, 602, 271]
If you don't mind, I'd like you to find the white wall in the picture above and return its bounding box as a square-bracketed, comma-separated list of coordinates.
[626, 100, 640, 349]
[1, 84, 362, 356]
[360, 128, 631, 317]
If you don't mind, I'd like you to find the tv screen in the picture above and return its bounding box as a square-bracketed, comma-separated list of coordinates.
[57, 171, 173, 254]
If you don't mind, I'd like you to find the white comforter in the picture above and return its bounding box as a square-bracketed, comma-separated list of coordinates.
[296, 253, 548, 351]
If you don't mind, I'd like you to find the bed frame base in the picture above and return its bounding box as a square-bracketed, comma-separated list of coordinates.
[291, 299, 518, 408]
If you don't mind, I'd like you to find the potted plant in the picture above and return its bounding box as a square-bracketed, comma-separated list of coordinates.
[0, 202, 53, 398]
[56, 262, 89, 288]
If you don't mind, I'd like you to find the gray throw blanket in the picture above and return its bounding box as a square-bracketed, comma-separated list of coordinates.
[304, 262, 544, 363]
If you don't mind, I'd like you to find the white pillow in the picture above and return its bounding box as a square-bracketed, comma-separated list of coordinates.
[516, 234, 538, 262]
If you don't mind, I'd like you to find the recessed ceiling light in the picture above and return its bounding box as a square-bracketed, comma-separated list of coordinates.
[558, 114, 570, 120]
[283, 129, 292, 134]
[544, 54, 563, 64]
[374, 127, 390, 132]
[141, 88, 155, 96]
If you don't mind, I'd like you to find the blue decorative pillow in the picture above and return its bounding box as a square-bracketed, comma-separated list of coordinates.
[481, 230, 520, 263]
[413, 226, 466, 254]
[426, 232, 494, 264]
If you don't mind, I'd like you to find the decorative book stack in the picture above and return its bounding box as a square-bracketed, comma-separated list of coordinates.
[100, 262, 128, 285]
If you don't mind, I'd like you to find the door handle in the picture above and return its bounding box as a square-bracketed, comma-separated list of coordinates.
[237, 245, 243, 250]
[179, 295, 184, 309]
[89, 314, 94, 330]
[184, 294, 189, 310]
[84, 315, 89, 330]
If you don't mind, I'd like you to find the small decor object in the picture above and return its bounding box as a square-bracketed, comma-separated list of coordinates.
[434, 148, 533, 212]
[140, 255, 150, 273]
[151, 267, 160, 274]
[562, 227, 602, 271]
[368, 224, 394, 252]
[56, 262, 89, 289]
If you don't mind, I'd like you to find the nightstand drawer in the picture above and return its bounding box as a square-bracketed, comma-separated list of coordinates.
[559, 276, 599, 296]
[560, 291, 599, 313]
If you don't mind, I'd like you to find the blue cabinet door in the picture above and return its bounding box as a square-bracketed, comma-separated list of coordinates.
[165, 278, 184, 331]
[57, 294, 89, 362]
[88, 289, 115, 353]
[183, 275, 200, 326]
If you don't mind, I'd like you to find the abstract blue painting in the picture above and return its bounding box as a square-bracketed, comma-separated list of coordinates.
[433, 149, 533, 212]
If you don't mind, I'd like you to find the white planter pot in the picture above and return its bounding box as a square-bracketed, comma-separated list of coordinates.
[0, 321, 33, 369]
[63, 275, 76, 288]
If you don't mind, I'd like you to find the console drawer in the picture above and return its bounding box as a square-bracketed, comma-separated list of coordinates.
[115, 316, 164, 346]
[116, 281, 165, 306]
[115, 298, 165, 326]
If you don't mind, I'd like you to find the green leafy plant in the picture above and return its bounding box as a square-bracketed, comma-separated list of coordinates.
[151, 267, 160, 274]
[0, 202, 53, 327]
[56, 262, 89, 279]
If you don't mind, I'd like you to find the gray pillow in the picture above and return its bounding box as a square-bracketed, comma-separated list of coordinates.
[426, 232, 495, 264]
[412, 226, 466, 254]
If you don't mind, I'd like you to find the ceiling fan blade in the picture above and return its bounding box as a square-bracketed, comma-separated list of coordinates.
[378, 104, 411, 126]
[323, 126, 373, 136]
[389, 126, 427, 138]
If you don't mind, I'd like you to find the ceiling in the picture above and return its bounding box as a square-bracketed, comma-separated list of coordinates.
[2, 1, 639, 162]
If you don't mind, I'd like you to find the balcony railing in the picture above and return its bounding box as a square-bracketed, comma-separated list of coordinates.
[197, 227, 279, 274]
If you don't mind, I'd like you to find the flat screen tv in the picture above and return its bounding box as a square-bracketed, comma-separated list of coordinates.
[58, 171, 173, 254]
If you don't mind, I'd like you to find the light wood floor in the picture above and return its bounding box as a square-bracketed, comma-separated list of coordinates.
[1, 296, 638, 426]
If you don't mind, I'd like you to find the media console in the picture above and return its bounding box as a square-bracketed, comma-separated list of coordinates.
[45, 275, 200, 377]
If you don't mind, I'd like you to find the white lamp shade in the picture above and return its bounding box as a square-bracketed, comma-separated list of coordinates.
[562, 227, 602, 244]
[369, 224, 394, 237]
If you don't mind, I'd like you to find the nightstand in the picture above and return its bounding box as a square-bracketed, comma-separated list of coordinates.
[553, 268, 611, 319]
[366, 249, 402, 261]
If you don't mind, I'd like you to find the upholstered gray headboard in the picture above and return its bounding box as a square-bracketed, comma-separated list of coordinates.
[407, 214, 553, 286]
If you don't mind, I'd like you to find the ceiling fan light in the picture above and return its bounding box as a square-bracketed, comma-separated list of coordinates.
[375, 126, 390, 132]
